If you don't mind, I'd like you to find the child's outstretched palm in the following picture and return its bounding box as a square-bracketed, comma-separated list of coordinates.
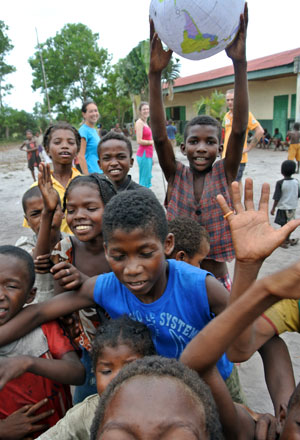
[38, 163, 59, 212]
[225, 3, 248, 62]
[217, 178, 300, 262]
[149, 19, 173, 74]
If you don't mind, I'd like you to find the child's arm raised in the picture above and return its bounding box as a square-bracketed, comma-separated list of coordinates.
[0, 276, 97, 347]
[149, 20, 176, 182]
[216, 178, 300, 361]
[32, 163, 60, 260]
[223, 4, 249, 184]
[181, 260, 300, 375]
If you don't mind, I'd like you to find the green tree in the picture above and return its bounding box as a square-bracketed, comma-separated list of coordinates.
[117, 40, 180, 119]
[194, 90, 226, 121]
[29, 23, 111, 114]
[0, 21, 16, 109]
[95, 68, 132, 130]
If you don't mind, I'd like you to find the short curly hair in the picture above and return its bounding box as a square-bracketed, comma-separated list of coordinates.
[168, 216, 210, 258]
[0, 245, 35, 291]
[91, 315, 156, 372]
[90, 356, 223, 440]
[184, 115, 222, 143]
[63, 173, 117, 212]
[102, 189, 168, 244]
[98, 131, 133, 158]
[43, 121, 81, 153]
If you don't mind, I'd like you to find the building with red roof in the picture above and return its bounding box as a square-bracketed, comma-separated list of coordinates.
[165, 48, 300, 137]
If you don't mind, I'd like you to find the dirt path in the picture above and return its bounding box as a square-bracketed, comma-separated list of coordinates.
[1, 143, 300, 413]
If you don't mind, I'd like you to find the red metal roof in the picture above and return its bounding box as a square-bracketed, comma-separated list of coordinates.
[174, 47, 300, 87]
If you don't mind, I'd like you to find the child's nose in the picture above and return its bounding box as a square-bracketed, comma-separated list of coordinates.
[124, 259, 142, 276]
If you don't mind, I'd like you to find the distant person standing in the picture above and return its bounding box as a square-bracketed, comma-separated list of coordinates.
[135, 101, 154, 188]
[271, 159, 299, 247]
[287, 122, 300, 173]
[166, 120, 177, 149]
[78, 100, 102, 174]
[222, 89, 263, 188]
[19, 129, 41, 181]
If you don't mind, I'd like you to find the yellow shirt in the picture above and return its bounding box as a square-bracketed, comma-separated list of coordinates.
[222, 111, 259, 163]
[263, 299, 300, 334]
[23, 167, 81, 234]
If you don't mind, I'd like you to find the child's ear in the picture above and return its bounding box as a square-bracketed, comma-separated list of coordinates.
[26, 287, 37, 305]
[98, 159, 102, 170]
[164, 233, 175, 256]
[130, 158, 134, 168]
[180, 143, 187, 156]
[175, 250, 188, 262]
[277, 404, 288, 435]
[218, 144, 223, 156]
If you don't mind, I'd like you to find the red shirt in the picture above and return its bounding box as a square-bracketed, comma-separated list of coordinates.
[0, 321, 74, 438]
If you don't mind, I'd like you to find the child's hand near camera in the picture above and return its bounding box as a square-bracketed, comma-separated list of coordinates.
[51, 261, 88, 290]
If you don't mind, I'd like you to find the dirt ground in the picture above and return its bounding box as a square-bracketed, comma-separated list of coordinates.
[1, 141, 300, 414]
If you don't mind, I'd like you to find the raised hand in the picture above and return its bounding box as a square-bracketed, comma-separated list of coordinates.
[149, 19, 173, 74]
[0, 399, 53, 439]
[38, 162, 59, 213]
[225, 2, 248, 62]
[217, 178, 300, 262]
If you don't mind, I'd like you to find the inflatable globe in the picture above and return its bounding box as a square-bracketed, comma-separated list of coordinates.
[149, 0, 245, 60]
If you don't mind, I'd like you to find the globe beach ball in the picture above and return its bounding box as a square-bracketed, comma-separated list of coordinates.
[150, 0, 245, 60]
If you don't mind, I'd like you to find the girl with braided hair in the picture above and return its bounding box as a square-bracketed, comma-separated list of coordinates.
[34, 164, 117, 404]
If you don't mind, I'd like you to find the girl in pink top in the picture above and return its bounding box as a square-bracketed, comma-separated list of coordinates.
[135, 102, 154, 188]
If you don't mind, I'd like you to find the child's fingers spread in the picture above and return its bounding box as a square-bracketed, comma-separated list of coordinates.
[280, 218, 300, 239]
[257, 183, 270, 212]
[231, 181, 244, 213]
[216, 194, 229, 214]
[243, 178, 255, 211]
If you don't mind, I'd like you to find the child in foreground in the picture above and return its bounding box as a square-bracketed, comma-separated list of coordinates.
[23, 121, 82, 234]
[35, 163, 116, 403]
[98, 131, 142, 191]
[38, 315, 156, 439]
[271, 159, 299, 248]
[0, 246, 85, 439]
[149, 7, 249, 289]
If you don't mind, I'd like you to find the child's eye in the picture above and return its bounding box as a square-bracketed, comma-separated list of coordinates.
[87, 207, 98, 212]
[101, 369, 112, 375]
[111, 255, 125, 262]
[140, 252, 154, 258]
[66, 209, 75, 214]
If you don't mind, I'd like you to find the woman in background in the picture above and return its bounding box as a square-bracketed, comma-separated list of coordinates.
[135, 102, 154, 188]
[78, 100, 102, 174]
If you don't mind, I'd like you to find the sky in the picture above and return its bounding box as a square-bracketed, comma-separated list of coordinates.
[2, 0, 300, 113]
